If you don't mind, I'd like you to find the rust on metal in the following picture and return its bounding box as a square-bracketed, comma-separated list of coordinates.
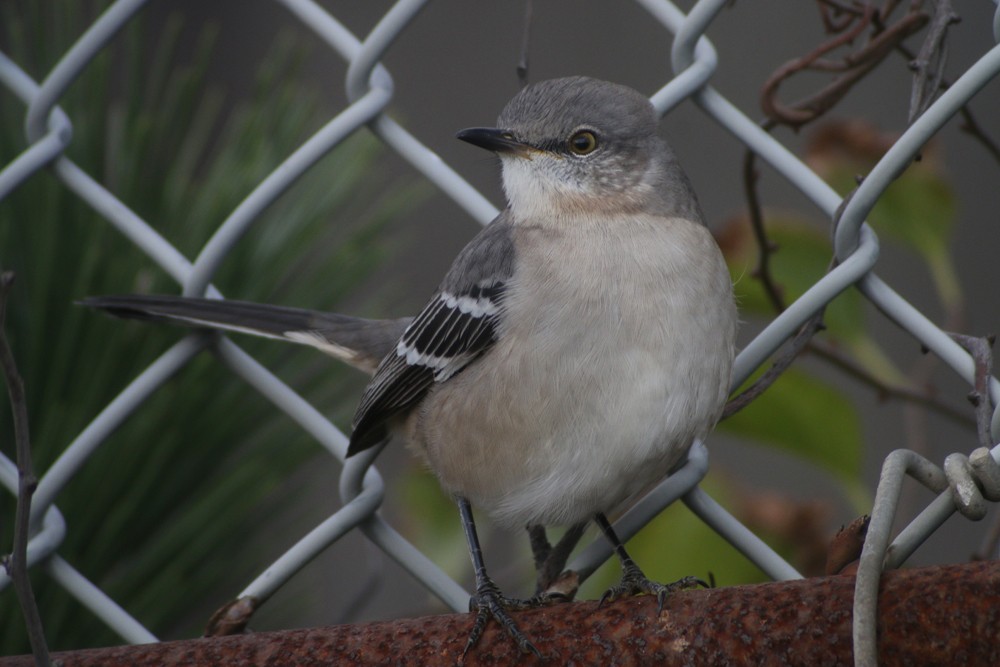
[4, 561, 997, 666]
[204, 596, 258, 637]
[825, 514, 869, 575]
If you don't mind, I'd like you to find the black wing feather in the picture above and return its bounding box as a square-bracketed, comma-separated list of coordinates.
[346, 217, 516, 456]
[347, 285, 505, 455]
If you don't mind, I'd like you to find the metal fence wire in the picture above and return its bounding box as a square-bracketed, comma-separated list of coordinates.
[2, 0, 1000, 664]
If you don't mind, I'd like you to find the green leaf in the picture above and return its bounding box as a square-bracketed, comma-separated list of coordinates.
[720, 214, 866, 344]
[579, 477, 769, 599]
[867, 165, 961, 310]
[720, 368, 861, 485]
[807, 120, 959, 310]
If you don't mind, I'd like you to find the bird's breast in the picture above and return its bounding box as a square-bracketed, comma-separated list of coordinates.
[410, 216, 736, 528]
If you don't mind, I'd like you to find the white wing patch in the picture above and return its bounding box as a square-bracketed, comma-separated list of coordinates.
[442, 290, 499, 318]
[393, 288, 501, 381]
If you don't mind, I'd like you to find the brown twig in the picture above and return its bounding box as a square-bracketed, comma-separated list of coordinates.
[742, 143, 786, 314]
[726, 185, 846, 418]
[892, 33, 1000, 166]
[723, 313, 827, 419]
[958, 108, 1000, 168]
[949, 333, 996, 450]
[0, 271, 52, 666]
[818, 0, 866, 32]
[949, 332, 998, 562]
[762, 3, 929, 129]
[736, 127, 975, 447]
[804, 339, 974, 428]
[907, 0, 960, 124]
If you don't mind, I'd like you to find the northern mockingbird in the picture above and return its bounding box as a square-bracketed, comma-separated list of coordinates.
[85, 76, 737, 657]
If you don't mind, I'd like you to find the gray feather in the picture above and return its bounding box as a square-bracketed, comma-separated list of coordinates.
[80, 294, 409, 373]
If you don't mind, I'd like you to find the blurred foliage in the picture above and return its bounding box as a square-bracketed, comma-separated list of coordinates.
[0, 1, 423, 653]
[806, 120, 961, 310]
[721, 368, 864, 493]
[579, 476, 822, 597]
[710, 118, 959, 571]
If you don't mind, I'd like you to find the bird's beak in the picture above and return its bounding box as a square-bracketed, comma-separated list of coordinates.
[456, 127, 532, 157]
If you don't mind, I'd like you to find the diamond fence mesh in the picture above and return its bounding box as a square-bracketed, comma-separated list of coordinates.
[2, 1, 1000, 664]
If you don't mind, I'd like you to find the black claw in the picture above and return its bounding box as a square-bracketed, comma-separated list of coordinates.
[601, 560, 703, 613]
[463, 607, 488, 657]
[458, 498, 545, 659]
[463, 585, 542, 658]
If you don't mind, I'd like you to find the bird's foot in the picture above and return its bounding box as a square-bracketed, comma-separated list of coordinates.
[464, 577, 544, 659]
[599, 559, 706, 614]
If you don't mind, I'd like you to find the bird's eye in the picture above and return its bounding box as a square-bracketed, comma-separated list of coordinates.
[567, 130, 598, 156]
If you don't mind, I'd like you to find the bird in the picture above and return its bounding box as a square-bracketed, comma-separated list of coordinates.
[83, 76, 738, 658]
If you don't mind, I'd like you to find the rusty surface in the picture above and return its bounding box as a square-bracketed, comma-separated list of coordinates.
[826, 514, 869, 576]
[204, 596, 258, 637]
[3, 561, 997, 666]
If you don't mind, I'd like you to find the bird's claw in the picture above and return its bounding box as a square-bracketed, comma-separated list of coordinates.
[599, 560, 705, 614]
[463, 582, 543, 659]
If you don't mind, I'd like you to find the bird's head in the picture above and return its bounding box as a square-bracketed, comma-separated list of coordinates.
[457, 76, 699, 222]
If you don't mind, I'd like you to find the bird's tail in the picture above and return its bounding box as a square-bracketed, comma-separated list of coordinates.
[80, 294, 409, 374]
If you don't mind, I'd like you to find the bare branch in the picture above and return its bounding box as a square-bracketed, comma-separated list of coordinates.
[762, 3, 929, 129]
[949, 332, 996, 450]
[805, 339, 975, 428]
[723, 313, 827, 419]
[892, 34, 1000, 167]
[733, 122, 977, 434]
[959, 108, 1000, 168]
[818, 0, 866, 32]
[0, 271, 52, 666]
[742, 145, 787, 314]
[908, 0, 960, 124]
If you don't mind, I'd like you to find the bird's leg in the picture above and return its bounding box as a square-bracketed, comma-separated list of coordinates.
[457, 497, 541, 658]
[594, 513, 706, 613]
[528, 522, 586, 596]
[527, 524, 552, 573]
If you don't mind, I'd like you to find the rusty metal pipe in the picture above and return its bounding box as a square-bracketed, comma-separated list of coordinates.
[4, 561, 997, 666]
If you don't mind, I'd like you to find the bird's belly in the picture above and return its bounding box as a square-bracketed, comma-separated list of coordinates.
[412, 302, 731, 528]
[409, 221, 735, 528]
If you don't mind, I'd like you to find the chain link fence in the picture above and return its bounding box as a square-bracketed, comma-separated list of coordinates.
[2, 0, 1000, 664]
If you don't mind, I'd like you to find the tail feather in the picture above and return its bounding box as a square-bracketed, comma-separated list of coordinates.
[80, 294, 409, 374]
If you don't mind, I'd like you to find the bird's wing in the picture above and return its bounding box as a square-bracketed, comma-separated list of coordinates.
[348, 215, 517, 455]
